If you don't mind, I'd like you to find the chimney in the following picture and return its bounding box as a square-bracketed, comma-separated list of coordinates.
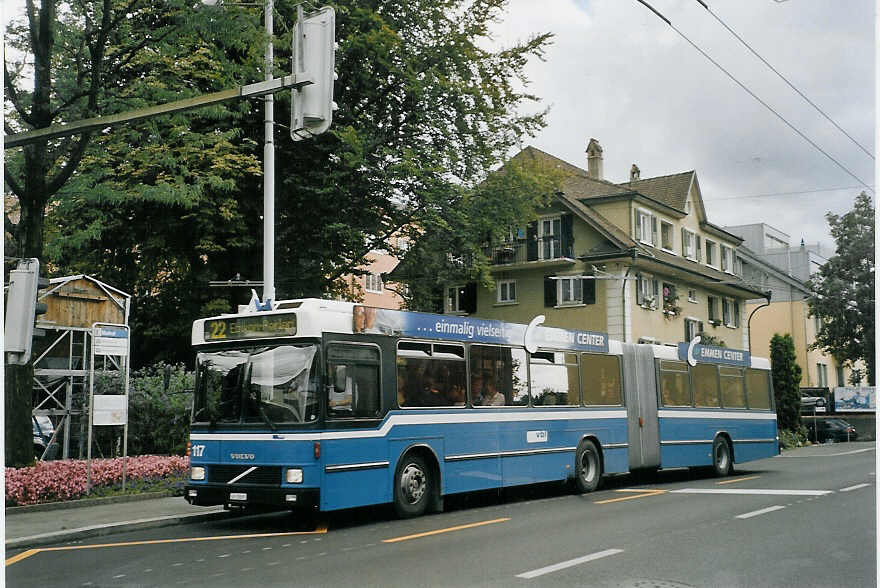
[586, 138, 603, 180]
[630, 163, 640, 182]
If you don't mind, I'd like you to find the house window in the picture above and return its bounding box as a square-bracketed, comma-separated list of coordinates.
[684, 318, 703, 342]
[682, 229, 697, 260]
[447, 286, 467, 313]
[705, 240, 717, 267]
[635, 209, 657, 247]
[558, 276, 583, 306]
[637, 274, 659, 309]
[836, 365, 845, 387]
[539, 216, 561, 260]
[688, 289, 697, 303]
[708, 296, 719, 324]
[497, 280, 517, 303]
[721, 298, 740, 328]
[720, 245, 733, 273]
[662, 282, 678, 315]
[660, 221, 674, 251]
[364, 273, 383, 293]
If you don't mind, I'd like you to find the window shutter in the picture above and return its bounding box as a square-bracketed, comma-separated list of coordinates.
[651, 216, 658, 246]
[636, 276, 645, 305]
[681, 228, 687, 256]
[634, 210, 641, 241]
[696, 236, 702, 262]
[544, 276, 556, 307]
[462, 283, 477, 314]
[583, 278, 596, 305]
[733, 300, 740, 327]
[708, 296, 716, 321]
[526, 221, 538, 261]
[698, 320, 704, 335]
[561, 214, 574, 258]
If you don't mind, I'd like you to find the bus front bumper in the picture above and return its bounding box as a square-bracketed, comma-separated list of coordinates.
[184, 483, 319, 509]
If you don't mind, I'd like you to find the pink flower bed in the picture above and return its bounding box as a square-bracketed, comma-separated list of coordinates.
[6, 455, 189, 506]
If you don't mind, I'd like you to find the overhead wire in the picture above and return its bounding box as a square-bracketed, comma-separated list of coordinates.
[693, 0, 873, 160]
[703, 185, 873, 202]
[633, 0, 874, 194]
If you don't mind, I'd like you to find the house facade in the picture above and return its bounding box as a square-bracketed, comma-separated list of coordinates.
[445, 140, 765, 349]
[726, 223, 863, 387]
[340, 235, 409, 310]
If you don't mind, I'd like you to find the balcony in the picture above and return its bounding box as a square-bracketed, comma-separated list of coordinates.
[484, 237, 574, 267]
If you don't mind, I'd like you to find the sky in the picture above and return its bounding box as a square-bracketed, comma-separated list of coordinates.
[490, 0, 875, 255]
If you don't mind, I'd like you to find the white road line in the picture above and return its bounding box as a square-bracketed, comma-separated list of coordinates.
[736, 505, 785, 519]
[840, 483, 870, 492]
[516, 548, 624, 579]
[780, 447, 875, 457]
[670, 488, 832, 496]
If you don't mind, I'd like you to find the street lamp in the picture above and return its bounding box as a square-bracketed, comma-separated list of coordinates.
[202, 0, 277, 304]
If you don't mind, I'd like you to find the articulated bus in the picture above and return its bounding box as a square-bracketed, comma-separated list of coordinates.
[184, 299, 778, 517]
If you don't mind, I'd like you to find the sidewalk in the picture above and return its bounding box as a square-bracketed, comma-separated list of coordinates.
[5, 493, 227, 550]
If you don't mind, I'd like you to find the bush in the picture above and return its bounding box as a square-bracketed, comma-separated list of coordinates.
[5, 455, 189, 506]
[779, 426, 809, 450]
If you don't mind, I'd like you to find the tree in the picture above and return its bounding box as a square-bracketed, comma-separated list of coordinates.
[40, 0, 554, 363]
[807, 192, 875, 385]
[770, 333, 802, 432]
[4, 0, 264, 465]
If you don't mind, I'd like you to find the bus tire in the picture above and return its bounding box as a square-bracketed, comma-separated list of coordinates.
[574, 439, 602, 493]
[393, 454, 432, 518]
[712, 437, 733, 477]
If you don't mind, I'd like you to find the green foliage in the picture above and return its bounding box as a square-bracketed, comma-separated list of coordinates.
[698, 334, 726, 347]
[127, 364, 194, 456]
[770, 333, 802, 431]
[807, 192, 875, 385]
[778, 425, 808, 450]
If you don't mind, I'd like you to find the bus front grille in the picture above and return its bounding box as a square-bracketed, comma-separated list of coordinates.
[209, 465, 282, 485]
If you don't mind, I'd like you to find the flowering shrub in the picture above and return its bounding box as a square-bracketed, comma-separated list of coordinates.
[6, 455, 189, 506]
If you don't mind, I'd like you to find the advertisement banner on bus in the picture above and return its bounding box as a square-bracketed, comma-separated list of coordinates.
[353, 306, 608, 353]
[677, 341, 750, 367]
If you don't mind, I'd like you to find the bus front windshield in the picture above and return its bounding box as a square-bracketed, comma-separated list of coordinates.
[193, 344, 319, 426]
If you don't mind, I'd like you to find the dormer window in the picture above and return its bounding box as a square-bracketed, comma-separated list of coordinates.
[660, 221, 674, 251]
[721, 245, 733, 273]
[635, 209, 657, 247]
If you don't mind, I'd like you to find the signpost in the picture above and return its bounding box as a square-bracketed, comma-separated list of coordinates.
[87, 323, 131, 492]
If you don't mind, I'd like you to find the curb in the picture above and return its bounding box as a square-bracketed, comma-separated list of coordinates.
[6, 491, 177, 515]
[5, 508, 228, 550]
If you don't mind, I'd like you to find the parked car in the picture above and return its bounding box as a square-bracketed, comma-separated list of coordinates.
[813, 418, 858, 443]
[32, 415, 57, 459]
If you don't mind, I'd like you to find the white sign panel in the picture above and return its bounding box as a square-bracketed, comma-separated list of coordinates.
[834, 387, 875, 412]
[94, 395, 128, 425]
[93, 326, 129, 357]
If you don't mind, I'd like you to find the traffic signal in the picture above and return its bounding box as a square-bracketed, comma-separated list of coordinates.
[291, 6, 337, 141]
[5, 258, 49, 365]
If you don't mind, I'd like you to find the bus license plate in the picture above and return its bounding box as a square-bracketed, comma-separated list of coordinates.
[229, 492, 247, 501]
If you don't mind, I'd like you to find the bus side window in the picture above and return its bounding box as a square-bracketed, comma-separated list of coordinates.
[581, 354, 623, 406]
[327, 345, 381, 418]
[745, 368, 771, 409]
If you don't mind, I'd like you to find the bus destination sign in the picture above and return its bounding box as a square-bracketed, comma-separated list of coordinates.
[204, 313, 297, 342]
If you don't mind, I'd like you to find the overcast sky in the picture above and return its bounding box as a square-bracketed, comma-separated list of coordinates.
[491, 0, 875, 255]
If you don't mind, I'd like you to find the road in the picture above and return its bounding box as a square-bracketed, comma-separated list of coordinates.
[6, 442, 875, 587]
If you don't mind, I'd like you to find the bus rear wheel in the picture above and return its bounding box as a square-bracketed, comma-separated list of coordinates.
[712, 437, 733, 477]
[574, 439, 602, 493]
[393, 454, 432, 518]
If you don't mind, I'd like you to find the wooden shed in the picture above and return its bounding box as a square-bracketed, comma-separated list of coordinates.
[39, 275, 130, 329]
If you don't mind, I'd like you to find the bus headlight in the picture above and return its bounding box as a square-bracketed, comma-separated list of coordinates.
[191, 466, 206, 481]
[286, 468, 303, 484]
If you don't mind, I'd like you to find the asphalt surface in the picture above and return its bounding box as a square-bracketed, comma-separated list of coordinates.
[5, 442, 876, 587]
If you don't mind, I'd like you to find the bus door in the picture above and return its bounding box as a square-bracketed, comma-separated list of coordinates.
[621, 344, 660, 471]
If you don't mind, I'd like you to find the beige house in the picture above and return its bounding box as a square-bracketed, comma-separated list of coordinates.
[340, 235, 408, 310]
[446, 140, 765, 350]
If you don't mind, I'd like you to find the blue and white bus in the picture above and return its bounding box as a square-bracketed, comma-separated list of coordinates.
[184, 299, 777, 517]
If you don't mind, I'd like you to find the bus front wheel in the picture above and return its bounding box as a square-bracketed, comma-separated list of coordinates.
[712, 437, 733, 477]
[574, 439, 602, 493]
[393, 454, 431, 518]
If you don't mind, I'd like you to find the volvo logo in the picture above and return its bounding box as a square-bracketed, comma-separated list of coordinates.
[230, 453, 255, 460]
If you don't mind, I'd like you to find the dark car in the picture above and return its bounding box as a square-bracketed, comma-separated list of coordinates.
[814, 418, 858, 443]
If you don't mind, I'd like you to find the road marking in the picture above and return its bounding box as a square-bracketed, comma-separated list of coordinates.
[736, 505, 785, 519]
[5, 549, 39, 566]
[595, 489, 666, 504]
[780, 447, 874, 457]
[716, 475, 760, 485]
[670, 488, 832, 496]
[4, 524, 328, 566]
[516, 548, 624, 579]
[840, 483, 870, 492]
[382, 517, 509, 543]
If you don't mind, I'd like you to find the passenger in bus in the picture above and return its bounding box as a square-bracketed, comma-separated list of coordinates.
[421, 375, 446, 406]
[448, 383, 465, 406]
[478, 377, 505, 406]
